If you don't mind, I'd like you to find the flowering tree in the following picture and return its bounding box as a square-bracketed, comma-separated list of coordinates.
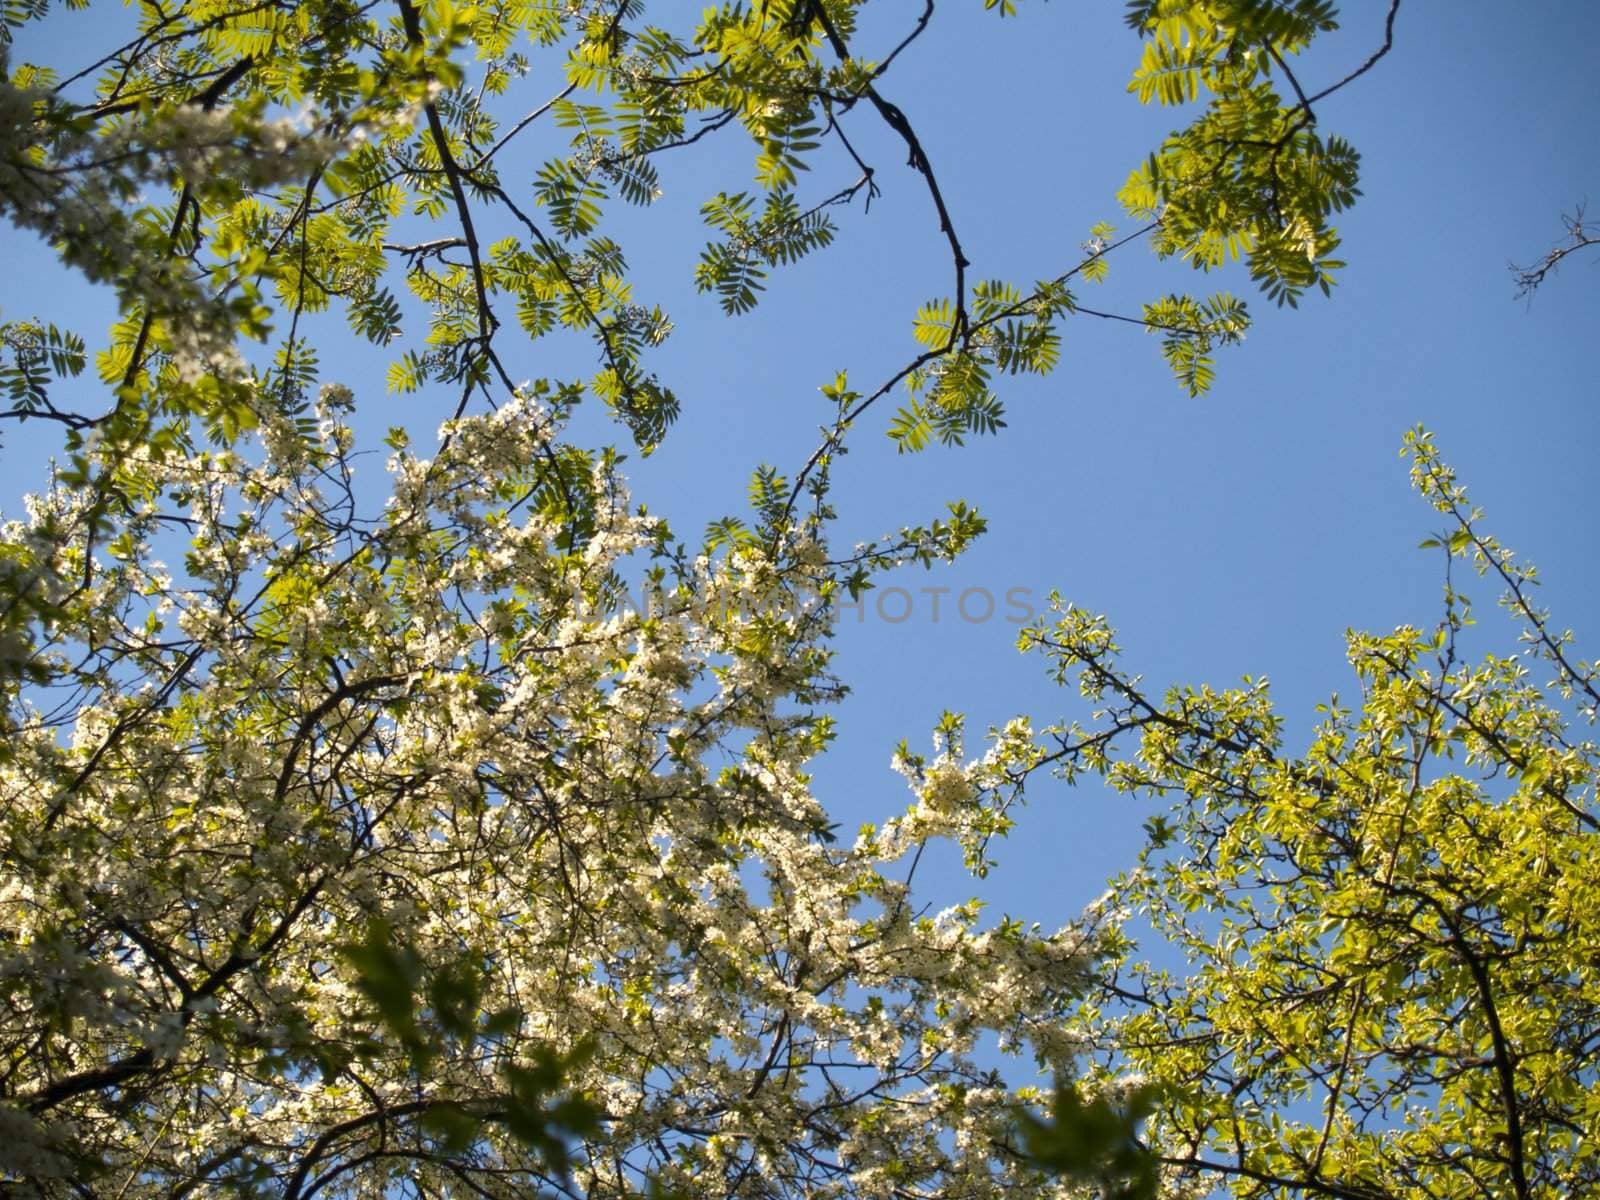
[3, 377, 1099, 1191]
[0, 0, 1404, 1195]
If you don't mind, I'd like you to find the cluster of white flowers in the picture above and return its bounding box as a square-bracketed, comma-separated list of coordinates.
[0, 1107, 77, 1181]
[918, 757, 976, 817]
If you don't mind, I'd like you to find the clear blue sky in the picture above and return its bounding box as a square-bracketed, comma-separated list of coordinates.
[4, 1, 1597, 940]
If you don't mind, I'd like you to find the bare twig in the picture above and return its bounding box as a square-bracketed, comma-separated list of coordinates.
[1511, 201, 1599, 300]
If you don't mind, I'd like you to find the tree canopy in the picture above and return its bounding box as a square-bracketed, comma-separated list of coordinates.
[4, 1, 1594, 1198]
[1010, 430, 1600, 1200]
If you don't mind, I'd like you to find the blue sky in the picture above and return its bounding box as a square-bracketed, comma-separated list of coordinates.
[5, 0, 1597, 940]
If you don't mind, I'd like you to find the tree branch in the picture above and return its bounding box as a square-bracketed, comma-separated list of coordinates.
[1511, 201, 1599, 300]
